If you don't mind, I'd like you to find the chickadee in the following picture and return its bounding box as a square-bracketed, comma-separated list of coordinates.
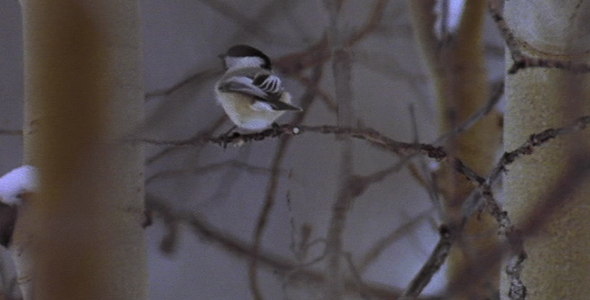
[215, 45, 302, 130]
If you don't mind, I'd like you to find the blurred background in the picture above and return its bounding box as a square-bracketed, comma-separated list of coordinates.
[0, 0, 505, 299]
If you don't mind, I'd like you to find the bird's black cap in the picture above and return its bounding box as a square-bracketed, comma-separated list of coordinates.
[222, 45, 272, 70]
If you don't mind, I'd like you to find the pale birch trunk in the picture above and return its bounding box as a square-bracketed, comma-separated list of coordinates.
[502, 1, 590, 299]
[13, 1, 147, 299]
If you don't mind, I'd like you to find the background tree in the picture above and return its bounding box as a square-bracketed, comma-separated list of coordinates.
[410, 1, 501, 299]
[502, 1, 590, 299]
[11, 0, 147, 299]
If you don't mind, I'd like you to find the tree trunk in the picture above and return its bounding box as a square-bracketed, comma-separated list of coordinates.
[13, 1, 147, 299]
[502, 1, 590, 299]
[410, 1, 501, 298]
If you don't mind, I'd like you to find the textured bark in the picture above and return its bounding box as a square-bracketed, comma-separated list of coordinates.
[502, 1, 590, 299]
[14, 1, 147, 299]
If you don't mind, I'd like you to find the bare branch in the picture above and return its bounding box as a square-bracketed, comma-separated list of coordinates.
[138, 124, 448, 161]
[144, 69, 219, 100]
[433, 80, 504, 146]
[146, 194, 415, 300]
[249, 61, 325, 300]
[145, 115, 227, 165]
[399, 225, 453, 299]
[358, 210, 434, 272]
[145, 159, 277, 186]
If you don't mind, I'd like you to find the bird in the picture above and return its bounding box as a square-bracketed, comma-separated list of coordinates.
[215, 45, 301, 130]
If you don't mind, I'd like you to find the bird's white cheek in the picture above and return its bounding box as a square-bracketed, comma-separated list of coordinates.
[280, 91, 293, 104]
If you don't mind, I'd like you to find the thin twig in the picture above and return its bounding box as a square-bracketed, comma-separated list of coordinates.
[324, 0, 355, 296]
[439, 0, 449, 39]
[508, 56, 590, 75]
[143, 115, 590, 196]
[399, 225, 453, 299]
[196, 0, 279, 44]
[346, 0, 389, 47]
[408, 102, 444, 215]
[358, 210, 434, 272]
[344, 253, 372, 300]
[457, 116, 590, 299]
[487, 0, 522, 62]
[138, 124, 448, 160]
[144, 69, 219, 100]
[145, 115, 226, 165]
[249, 61, 325, 300]
[377, 79, 503, 185]
[145, 159, 277, 186]
[249, 140, 287, 300]
[432, 79, 504, 146]
[464, 115, 590, 224]
[147, 195, 428, 300]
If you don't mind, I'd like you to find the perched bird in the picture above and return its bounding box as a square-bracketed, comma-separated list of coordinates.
[215, 45, 301, 130]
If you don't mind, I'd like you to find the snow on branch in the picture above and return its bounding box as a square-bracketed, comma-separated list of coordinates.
[0, 165, 38, 206]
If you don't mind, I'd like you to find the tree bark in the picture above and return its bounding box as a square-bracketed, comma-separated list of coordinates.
[13, 1, 147, 299]
[502, 1, 590, 299]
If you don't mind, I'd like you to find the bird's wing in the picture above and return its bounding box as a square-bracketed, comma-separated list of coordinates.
[252, 74, 282, 94]
[217, 76, 268, 99]
[218, 72, 301, 111]
[263, 98, 302, 111]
